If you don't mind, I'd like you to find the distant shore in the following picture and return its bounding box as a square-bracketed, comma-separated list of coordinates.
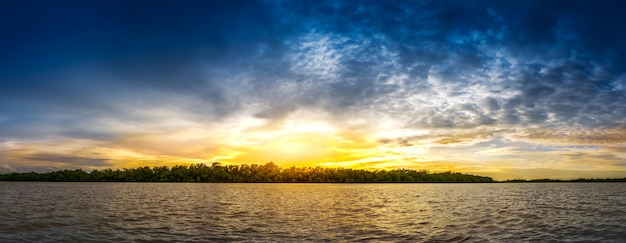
[502, 178, 626, 183]
[1, 163, 624, 183]
[0, 162, 496, 183]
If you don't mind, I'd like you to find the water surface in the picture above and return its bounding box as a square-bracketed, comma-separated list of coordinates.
[1, 182, 625, 242]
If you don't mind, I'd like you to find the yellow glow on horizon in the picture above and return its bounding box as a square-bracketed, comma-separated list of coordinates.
[3, 117, 626, 181]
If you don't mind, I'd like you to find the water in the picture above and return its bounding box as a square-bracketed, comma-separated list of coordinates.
[0, 182, 625, 242]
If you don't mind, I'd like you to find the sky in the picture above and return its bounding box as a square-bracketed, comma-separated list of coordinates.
[1, 0, 626, 180]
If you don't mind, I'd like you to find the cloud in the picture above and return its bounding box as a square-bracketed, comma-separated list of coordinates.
[518, 128, 626, 145]
[0, 163, 16, 174]
[3, 0, 625, 133]
[19, 153, 112, 167]
[1, 154, 111, 172]
[1, 0, 625, 179]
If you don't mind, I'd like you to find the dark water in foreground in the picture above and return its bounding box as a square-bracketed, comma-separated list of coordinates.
[1, 183, 625, 242]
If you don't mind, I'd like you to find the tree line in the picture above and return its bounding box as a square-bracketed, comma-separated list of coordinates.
[0, 162, 494, 183]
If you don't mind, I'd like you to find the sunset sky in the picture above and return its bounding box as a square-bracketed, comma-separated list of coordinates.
[1, 0, 626, 180]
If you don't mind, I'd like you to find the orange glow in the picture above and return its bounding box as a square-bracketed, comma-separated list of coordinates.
[3, 121, 626, 180]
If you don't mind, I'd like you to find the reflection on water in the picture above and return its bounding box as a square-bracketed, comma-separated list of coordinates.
[1, 182, 625, 242]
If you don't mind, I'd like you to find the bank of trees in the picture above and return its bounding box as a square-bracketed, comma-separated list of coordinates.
[0, 162, 494, 183]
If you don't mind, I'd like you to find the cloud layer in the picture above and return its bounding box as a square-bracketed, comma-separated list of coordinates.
[1, 0, 625, 179]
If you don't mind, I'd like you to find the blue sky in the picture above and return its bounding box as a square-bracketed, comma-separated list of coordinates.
[1, 0, 625, 180]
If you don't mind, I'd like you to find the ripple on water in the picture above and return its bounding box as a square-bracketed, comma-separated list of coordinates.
[0, 182, 625, 242]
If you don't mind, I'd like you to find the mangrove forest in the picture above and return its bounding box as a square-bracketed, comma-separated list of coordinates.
[0, 162, 494, 183]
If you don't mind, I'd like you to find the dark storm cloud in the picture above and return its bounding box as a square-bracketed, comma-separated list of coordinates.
[494, 1, 626, 55]
[20, 153, 112, 167]
[254, 103, 299, 120]
[271, 0, 625, 130]
[0, 144, 113, 169]
[1, 1, 283, 87]
[0, 0, 292, 138]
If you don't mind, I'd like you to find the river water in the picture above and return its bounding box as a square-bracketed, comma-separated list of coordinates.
[0, 182, 624, 242]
